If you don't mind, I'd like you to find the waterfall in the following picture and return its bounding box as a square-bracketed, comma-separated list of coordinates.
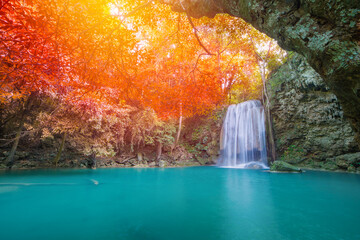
[218, 100, 269, 169]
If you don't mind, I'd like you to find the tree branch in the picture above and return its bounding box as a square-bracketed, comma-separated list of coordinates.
[177, 1, 214, 55]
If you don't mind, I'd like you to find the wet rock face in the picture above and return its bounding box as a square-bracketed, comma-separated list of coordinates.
[268, 54, 360, 171]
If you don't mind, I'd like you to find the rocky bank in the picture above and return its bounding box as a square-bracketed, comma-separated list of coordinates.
[0, 110, 223, 170]
[268, 54, 360, 172]
[0, 146, 205, 170]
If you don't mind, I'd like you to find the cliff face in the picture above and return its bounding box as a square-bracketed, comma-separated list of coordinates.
[268, 54, 360, 172]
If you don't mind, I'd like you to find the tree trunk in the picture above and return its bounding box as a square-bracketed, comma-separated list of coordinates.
[171, 103, 183, 152]
[53, 132, 66, 167]
[174, 114, 182, 146]
[264, 91, 276, 162]
[251, 39, 277, 162]
[259, 67, 276, 162]
[5, 115, 25, 169]
[262, 64, 276, 163]
[161, 0, 360, 148]
[88, 149, 97, 169]
[156, 141, 162, 163]
[5, 93, 36, 169]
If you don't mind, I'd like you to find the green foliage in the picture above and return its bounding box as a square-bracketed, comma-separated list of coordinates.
[228, 83, 263, 104]
[32, 99, 132, 157]
[180, 106, 225, 163]
[208, 106, 227, 122]
[182, 142, 205, 161]
[0, 91, 180, 162]
[280, 144, 305, 164]
[129, 108, 175, 151]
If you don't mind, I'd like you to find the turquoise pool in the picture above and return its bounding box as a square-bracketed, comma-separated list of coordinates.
[0, 167, 359, 240]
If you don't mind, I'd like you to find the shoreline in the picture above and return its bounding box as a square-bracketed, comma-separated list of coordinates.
[1, 164, 359, 174]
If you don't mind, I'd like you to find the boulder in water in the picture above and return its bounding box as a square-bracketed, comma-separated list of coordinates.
[270, 161, 302, 173]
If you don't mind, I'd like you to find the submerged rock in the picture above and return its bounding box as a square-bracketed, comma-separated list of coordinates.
[270, 161, 302, 173]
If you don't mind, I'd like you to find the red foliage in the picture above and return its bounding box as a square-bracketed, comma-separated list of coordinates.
[1, 0, 273, 119]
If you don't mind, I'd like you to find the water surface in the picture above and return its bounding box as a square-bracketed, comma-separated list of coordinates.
[0, 167, 359, 240]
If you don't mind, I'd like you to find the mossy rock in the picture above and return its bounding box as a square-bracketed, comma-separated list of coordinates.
[322, 161, 339, 171]
[335, 159, 349, 169]
[348, 165, 356, 172]
[270, 161, 302, 172]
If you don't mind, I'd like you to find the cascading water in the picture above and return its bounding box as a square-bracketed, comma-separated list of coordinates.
[217, 100, 269, 169]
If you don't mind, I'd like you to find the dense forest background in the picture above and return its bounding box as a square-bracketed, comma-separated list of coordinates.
[0, 0, 287, 168]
